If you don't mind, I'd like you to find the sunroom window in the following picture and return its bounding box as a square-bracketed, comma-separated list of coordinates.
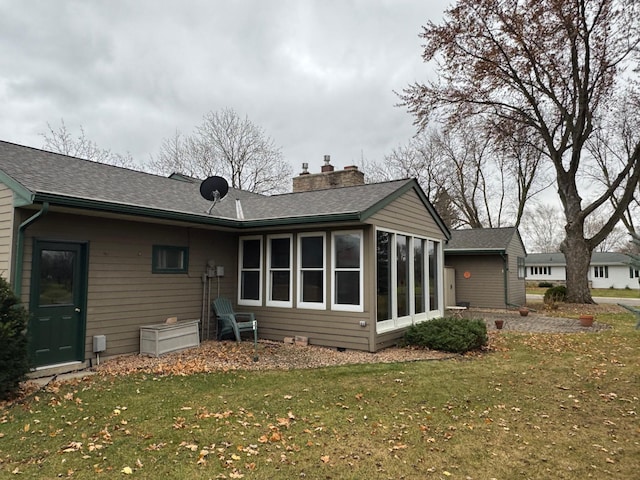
[331, 231, 363, 311]
[298, 233, 325, 309]
[376, 229, 439, 331]
[238, 236, 262, 306]
[267, 235, 292, 307]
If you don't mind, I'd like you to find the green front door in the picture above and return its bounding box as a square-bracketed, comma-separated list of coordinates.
[29, 241, 88, 367]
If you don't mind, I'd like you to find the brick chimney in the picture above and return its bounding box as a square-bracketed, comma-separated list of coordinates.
[293, 155, 365, 192]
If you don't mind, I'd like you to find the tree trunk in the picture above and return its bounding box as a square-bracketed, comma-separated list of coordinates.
[560, 232, 594, 304]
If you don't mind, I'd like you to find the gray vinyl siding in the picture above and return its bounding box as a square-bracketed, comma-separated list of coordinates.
[0, 184, 14, 281]
[445, 255, 506, 309]
[366, 189, 443, 238]
[19, 210, 238, 360]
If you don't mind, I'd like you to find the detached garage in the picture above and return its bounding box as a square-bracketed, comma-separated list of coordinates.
[444, 227, 527, 309]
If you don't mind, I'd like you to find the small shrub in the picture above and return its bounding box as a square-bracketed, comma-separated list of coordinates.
[538, 281, 553, 288]
[543, 285, 567, 304]
[404, 318, 488, 353]
[0, 277, 30, 400]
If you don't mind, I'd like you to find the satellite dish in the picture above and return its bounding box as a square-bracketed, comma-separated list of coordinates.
[199, 176, 229, 214]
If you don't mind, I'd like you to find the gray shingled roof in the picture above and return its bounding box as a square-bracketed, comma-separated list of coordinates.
[0, 140, 439, 229]
[445, 227, 520, 252]
[526, 252, 632, 265]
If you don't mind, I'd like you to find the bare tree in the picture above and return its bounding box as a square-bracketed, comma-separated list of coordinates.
[587, 93, 640, 238]
[370, 119, 548, 230]
[149, 108, 292, 194]
[41, 120, 135, 168]
[400, 0, 640, 303]
[520, 203, 564, 253]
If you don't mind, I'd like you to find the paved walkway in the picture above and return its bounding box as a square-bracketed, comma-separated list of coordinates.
[469, 308, 610, 333]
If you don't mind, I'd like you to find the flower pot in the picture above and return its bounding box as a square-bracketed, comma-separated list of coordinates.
[579, 314, 594, 327]
[519, 308, 529, 317]
[494, 319, 504, 330]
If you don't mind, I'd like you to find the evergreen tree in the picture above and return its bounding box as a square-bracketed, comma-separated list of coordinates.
[0, 277, 30, 400]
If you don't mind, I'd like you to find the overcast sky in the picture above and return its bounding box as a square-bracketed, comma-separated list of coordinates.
[0, 0, 451, 176]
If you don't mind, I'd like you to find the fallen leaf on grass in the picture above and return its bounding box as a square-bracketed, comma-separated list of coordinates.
[121, 466, 133, 474]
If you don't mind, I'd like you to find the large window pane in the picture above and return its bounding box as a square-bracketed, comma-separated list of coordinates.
[268, 235, 292, 306]
[299, 234, 325, 307]
[271, 238, 290, 268]
[241, 271, 260, 300]
[271, 271, 290, 301]
[242, 239, 261, 269]
[428, 240, 439, 310]
[301, 236, 323, 268]
[332, 232, 362, 310]
[336, 271, 360, 305]
[396, 235, 409, 317]
[335, 234, 360, 268]
[302, 271, 323, 302]
[376, 231, 392, 322]
[414, 239, 425, 314]
[239, 237, 262, 304]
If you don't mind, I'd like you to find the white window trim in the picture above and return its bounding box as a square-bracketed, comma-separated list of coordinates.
[238, 235, 263, 307]
[297, 232, 326, 310]
[266, 234, 293, 308]
[331, 230, 364, 312]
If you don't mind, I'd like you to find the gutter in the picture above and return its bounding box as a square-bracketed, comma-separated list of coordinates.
[14, 202, 49, 299]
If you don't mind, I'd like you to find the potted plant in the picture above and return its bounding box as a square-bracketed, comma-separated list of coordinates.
[494, 319, 505, 329]
[579, 314, 594, 327]
[519, 306, 529, 317]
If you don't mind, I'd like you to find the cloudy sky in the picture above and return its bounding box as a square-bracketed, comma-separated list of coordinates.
[0, 0, 451, 175]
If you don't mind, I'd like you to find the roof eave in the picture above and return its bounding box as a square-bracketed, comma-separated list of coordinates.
[0, 170, 35, 206]
[33, 193, 243, 228]
[32, 192, 363, 229]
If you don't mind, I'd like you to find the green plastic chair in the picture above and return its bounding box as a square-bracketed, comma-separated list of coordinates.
[212, 297, 258, 348]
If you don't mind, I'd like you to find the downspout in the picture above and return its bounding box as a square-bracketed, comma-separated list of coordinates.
[14, 202, 49, 299]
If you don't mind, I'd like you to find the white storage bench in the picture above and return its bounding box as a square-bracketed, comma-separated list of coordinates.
[139, 319, 200, 357]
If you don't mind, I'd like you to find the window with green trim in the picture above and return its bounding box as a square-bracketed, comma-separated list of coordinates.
[152, 245, 188, 273]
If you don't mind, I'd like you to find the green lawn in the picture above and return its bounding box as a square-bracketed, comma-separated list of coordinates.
[1, 312, 639, 479]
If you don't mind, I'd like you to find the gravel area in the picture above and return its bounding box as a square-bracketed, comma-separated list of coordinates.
[92, 304, 618, 377]
[94, 340, 457, 376]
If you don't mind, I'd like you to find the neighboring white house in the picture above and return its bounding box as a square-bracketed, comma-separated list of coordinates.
[526, 252, 640, 289]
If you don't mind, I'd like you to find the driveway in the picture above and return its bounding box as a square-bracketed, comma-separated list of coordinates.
[526, 294, 640, 307]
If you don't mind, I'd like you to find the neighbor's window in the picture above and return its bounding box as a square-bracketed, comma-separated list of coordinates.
[594, 265, 608, 278]
[267, 234, 292, 307]
[298, 233, 326, 309]
[517, 257, 525, 279]
[238, 236, 262, 306]
[630, 267, 639, 279]
[152, 246, 188, 273]
[332, 231, 363, 311]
